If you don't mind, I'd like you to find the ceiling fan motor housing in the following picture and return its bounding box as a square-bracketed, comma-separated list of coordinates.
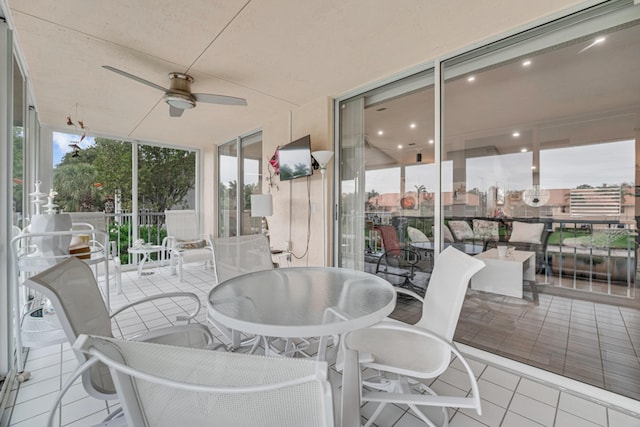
[164, 73, 196, 109]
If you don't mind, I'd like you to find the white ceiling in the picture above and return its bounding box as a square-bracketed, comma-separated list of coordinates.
[3, 0, 590, 149]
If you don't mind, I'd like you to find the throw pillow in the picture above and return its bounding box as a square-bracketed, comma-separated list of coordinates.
[448, 220, 474, 240]
[407, 226, 429, 243]
[509, 221, 544, 244]
[176, 239, 208, 250]
[473, 219, 499, 241]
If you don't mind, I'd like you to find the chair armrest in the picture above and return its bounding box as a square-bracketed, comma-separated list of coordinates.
[345, 322, 482, 415]
[130, 323, 221, 350]
[379, 248, 421, 265]
[395, 287, 425, 303]
[162, 235, 175, 249]
[110, 291, 201, 322]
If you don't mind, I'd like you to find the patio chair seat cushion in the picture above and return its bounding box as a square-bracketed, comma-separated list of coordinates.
[176, 239, 208, 250]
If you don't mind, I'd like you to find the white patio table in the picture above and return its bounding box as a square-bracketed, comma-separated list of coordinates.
[208, 266, 396, 360]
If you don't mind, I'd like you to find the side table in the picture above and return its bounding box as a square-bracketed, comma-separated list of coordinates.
[128, 245, 164, 277]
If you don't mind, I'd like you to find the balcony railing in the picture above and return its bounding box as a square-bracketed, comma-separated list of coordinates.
[105, 211, 166, 266]
[371, 215, 636, 298]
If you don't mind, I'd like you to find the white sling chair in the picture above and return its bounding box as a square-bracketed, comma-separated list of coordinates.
[68, 211, 122, 292]
[48, 334, 362, 427]
[209, 234, 275, 350]
[25, 257, 217, 424]
[163, 209, 214, 281]
[342, 246, 486, 427]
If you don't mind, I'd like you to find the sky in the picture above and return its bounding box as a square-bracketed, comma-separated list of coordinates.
[219, 155, 260, 187]
[356, 139, 634, 195]
[52, 131, 96, 166]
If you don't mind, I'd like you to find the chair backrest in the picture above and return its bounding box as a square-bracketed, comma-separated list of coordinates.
[74, 335, 336, 427]
[375, 225, 402, 256]
[212, 234, 274, 284]
[24, 257, 115, 398]
[407, 226, 429, 243]
[418, 246, 485, 341]
[68, 212, 108, 233]
[164, 210, 200, 241]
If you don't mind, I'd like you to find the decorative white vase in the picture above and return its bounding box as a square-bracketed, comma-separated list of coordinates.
[30, 214, 72, 257]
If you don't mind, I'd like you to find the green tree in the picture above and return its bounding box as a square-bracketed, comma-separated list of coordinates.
[137, 145, 196, 213]
[13, 127, 24, 219]
[54, 162, 103, 211]
[55, 137, 196, 214]
[92, 138, 132, 210]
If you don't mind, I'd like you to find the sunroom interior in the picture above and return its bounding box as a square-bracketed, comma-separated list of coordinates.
[2, 0, 640, 425]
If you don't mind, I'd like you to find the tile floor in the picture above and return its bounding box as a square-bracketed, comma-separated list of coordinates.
[2, 262, 640, 426]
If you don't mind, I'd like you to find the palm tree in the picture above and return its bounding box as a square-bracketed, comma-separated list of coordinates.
[54, 163, 102, 211]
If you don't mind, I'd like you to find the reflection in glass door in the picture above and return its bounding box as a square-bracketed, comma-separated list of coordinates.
[338, 71, 435, 291]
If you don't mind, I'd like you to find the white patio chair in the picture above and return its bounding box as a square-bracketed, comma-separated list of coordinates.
[69, 211, 122, 292]
[342, 246, 486, 427]
[163, 209, 214, 281]
[209, 234, 275, 350]
[24, 257, 219, 424]
[48, 334, 362, 427]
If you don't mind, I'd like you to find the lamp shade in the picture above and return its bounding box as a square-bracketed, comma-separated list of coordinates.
[250, 194, 273, 217]
[312, 150, 334, 168]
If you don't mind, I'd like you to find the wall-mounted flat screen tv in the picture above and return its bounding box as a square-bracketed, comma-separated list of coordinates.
[278, 135, 312, 181]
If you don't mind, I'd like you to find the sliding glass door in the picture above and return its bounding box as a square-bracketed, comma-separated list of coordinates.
[217, 131, 263, 237]
[338, 71, 435, 286]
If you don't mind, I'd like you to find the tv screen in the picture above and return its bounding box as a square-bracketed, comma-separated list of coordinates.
[278, 135, 313, 181]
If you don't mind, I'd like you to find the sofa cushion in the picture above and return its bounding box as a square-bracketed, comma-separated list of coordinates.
[448, 220, 474, 240]
[473, 219, 499, 241]
[509, 221, 544, 244]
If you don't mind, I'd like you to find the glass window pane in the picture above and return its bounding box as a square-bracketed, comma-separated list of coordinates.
[241, 132, 263, 236]
[218, 141, 238, 237]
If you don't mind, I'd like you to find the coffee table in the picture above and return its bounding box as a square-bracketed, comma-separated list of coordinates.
[471, 248, 537, 300]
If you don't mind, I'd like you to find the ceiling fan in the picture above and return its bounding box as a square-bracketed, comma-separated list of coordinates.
[522, 185, 550, 207]
[102, 65, 247, 117]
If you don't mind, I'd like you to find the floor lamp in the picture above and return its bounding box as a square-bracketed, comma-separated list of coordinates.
[312, 150, 334, 266]
[250, 194, 273, 239]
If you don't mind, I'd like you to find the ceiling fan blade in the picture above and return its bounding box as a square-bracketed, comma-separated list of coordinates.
[193, 93, 247, 106]
[102, 65, 168, 93]
[169, 105, 184, 117]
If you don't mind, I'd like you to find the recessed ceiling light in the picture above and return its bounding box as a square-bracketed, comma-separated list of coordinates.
[522, 60, 532, 67]
[512, 131, 520, 138]
[397, 144, 403, 149]
[521, 148, 528, 153]
[410, 123, 416, 129]
[377, 130, 384, 136]
[467, 76, 475, 82]
[428, 139, 434, 144]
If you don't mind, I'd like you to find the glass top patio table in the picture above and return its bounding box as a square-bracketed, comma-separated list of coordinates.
[208, 266, 396, 339]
